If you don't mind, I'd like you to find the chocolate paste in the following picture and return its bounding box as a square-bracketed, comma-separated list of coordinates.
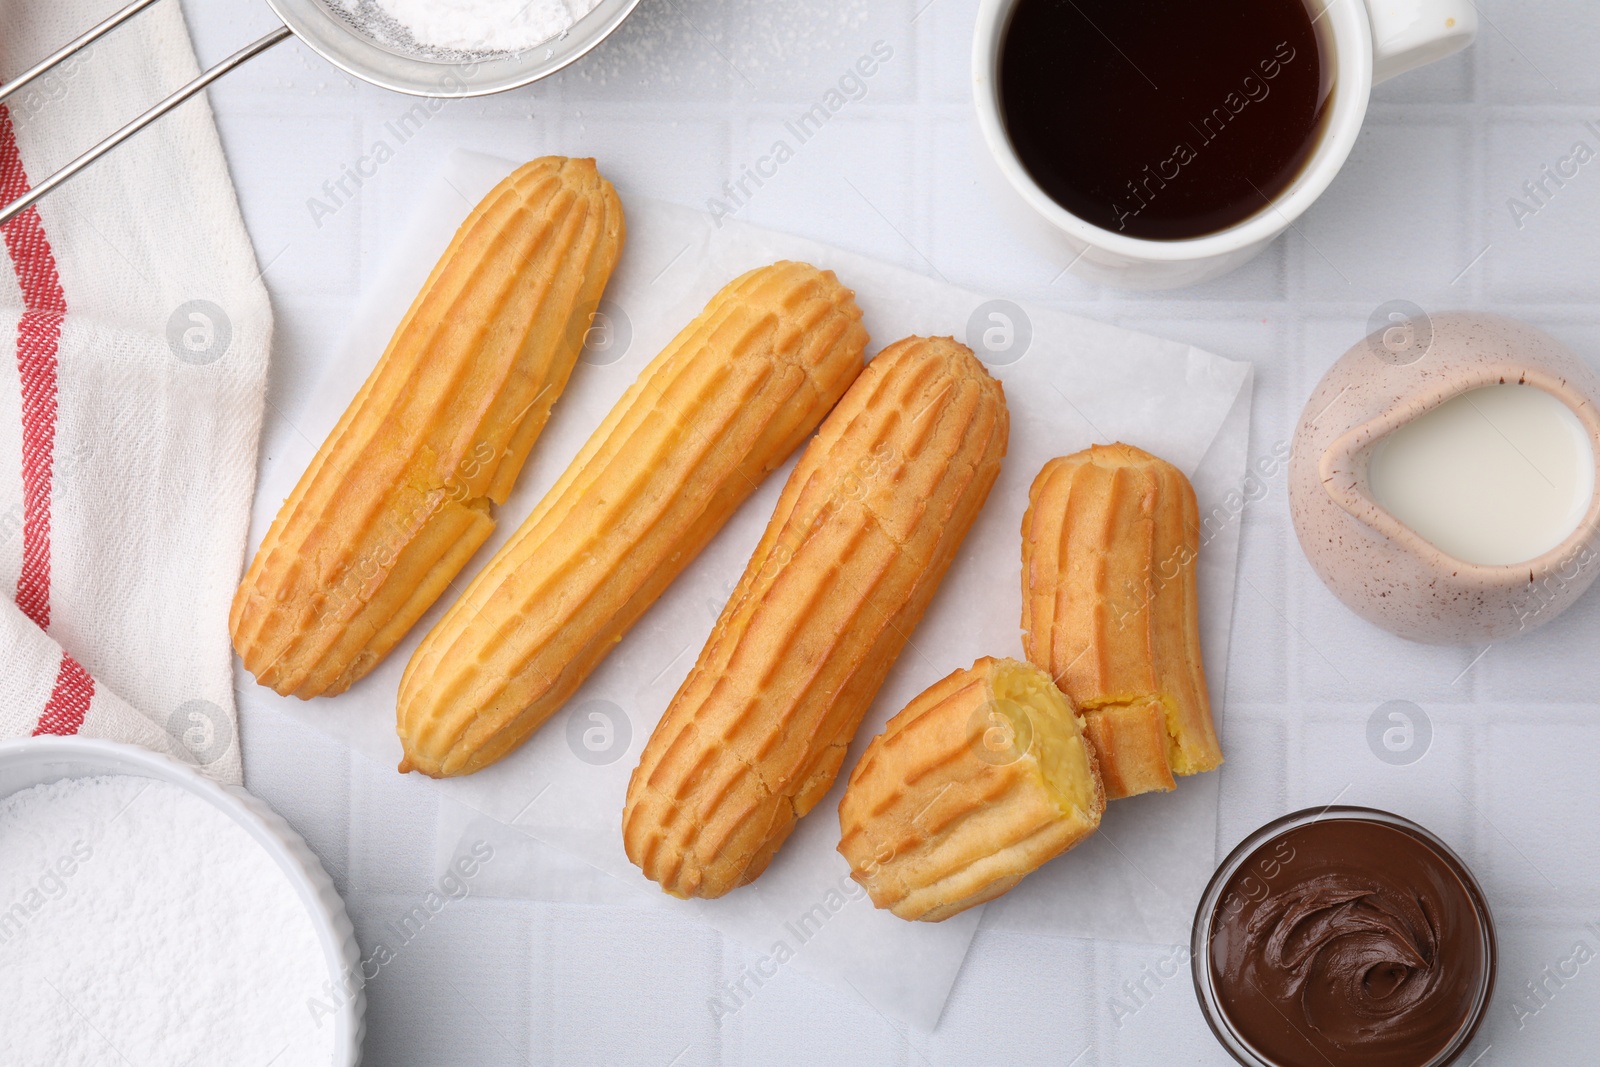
[1208, 818, 1490, 1066]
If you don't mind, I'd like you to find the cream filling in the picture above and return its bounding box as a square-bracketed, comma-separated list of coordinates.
[988, 662, 1097, 818]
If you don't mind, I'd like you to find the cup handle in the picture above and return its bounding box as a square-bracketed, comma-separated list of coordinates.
[1362, 0, 1478, 84]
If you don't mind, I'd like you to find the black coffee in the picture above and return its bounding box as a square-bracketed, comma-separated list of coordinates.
[999, 0, 1331, 240]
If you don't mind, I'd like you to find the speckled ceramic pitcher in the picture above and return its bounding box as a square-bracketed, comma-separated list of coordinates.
[1290, 311, 1600, 644]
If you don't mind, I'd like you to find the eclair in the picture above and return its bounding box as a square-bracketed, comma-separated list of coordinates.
[232, 157, 624, 698]
[396, 262, 868, 777]
[1021, 443, 1222, 799]
[838, 657, 1104, 922]
[623, 337, 1009, 899]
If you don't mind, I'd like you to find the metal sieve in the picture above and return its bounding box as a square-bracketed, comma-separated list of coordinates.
[0, 0, 643, 224]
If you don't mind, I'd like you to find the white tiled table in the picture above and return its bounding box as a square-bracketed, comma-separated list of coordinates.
[188, 0, 1600, 1062]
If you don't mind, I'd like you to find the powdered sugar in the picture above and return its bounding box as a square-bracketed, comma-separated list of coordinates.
[0, 775, 335, 1065]
[367, 0, 603, 54]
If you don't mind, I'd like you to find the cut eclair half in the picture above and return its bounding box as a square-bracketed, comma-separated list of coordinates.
[837, 656, 1104, 922]
[1021, 443, 1222, 799]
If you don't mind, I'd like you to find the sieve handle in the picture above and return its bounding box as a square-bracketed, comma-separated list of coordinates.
[0, 25, 293, 227]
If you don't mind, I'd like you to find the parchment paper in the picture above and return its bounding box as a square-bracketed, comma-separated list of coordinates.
[251, 151, 1255, 1029]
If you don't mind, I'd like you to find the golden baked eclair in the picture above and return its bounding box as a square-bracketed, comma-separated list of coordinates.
[232, 157, 623, 698]
[623, 336, 1009, 899]
[1020, 443, 1222, 799]
[395, 262, 868, 777]
[838, 657, 1103, 922]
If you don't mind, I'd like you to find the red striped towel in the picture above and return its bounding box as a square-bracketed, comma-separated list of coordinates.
[0, 0, 272, 783]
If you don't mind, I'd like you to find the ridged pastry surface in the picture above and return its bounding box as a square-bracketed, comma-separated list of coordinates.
[397, 261, 868, 777]
[231, 157, 624, 698]
[1020, 443, 1223, 799]
[838, 657, 1104, 922]
[623, 336, 1009, 899]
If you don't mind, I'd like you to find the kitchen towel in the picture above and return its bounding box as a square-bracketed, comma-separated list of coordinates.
[0, 0, 272, 782]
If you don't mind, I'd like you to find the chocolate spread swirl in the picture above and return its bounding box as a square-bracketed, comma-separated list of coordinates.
[1209, 819, 1489, 1067]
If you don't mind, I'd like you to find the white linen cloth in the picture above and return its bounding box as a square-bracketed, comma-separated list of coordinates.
[0, 0, 271, 783]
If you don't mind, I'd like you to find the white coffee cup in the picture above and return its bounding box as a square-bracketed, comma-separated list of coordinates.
[971, 0, 1476, 290]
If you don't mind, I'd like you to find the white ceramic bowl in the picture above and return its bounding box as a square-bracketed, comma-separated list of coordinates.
[0, 736, 364, 1066]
